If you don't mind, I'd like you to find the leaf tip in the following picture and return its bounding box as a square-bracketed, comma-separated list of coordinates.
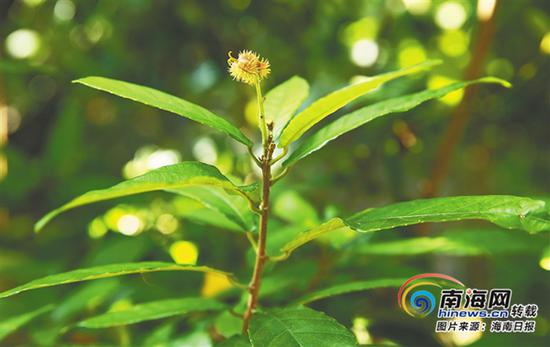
[480, 76, 512, 88]
[34, 212, 55, 233]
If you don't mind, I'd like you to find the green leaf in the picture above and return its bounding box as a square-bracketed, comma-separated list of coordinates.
[249, 306, 357, 347]
[0, 305, 53, 342]
[52, 279, 120, 322]
[77, 298, 225, 328]
[264, 76, 309, 139]
[284, 77, 511, 167]
[170, 186, 256, 232]
[279, 196, 548, 258]
[294, 278, 406, 305]
[173, 197, 245, 231]
[279, 218, 349, 258]
[273, 191, 319, 227]
[355, 229, 544, 256]
[278, 60, 440, 147]
[35, 161, 253, 232]
[217, 335, 252, 347]
[0, 262, 230, 299]
[74, 76, 252, 147]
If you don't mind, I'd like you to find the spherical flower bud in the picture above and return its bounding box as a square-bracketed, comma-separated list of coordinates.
[227, 50, 270, 85]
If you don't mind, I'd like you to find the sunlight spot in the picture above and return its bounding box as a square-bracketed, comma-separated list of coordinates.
[477, 0, 497, 21]
[352, 317, 372, 344]
[402, 0, 431, 15]
[201, 273, 233, 297]
[88, 217, 108, 239]
[438, 30, 469, 57]
[54, 0, 76, 22]
[5, 29, 41, 59]
[428, 75, 464, 105]
[146, 149, 180, 170]
[117, 214, 143, 236]
[342, 17, 379, 46]
[540, 247, 550, 271]
[85, 17, 111, 43]
[435, 1, 467, 30]
[540, 32, 550, 55]
[22, 0, 46, 7]
[6, 106, 22, 134]
[123, 146, 181, 178]
[156, 213, 179, 234]
[540, 257, 550, 271]
[350, 39, 379, 67]
[398, 40, 427, 68]
[192, 137, 217, 165]
[170, 241, 199, 265]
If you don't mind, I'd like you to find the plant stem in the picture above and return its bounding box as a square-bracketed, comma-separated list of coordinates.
[242, 140, 275, 333]
[255, 81, 269, 147]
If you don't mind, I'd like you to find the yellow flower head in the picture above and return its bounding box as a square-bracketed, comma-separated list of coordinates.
[227, 50, 270, 85]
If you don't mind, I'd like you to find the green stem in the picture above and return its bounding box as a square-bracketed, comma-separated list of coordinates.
[255, 81, 268, 148]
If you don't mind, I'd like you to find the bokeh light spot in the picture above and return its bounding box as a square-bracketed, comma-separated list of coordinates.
[88, 217, 108, 239]
[402, 0, 431, 15]
[192, 137, 217, 165]
[22, 0, 46, 7]
[169, 240, 199, 265]
[5, 29, 41, 59]
[428, 75, 464, 105]
[201, 273, 233, 297]
[342, 17, 379, 46]
[540, 32, 550, 55]
[156, 213, 179, 234]
[117, 214, 143, 236]
[435, 1, 467, 30]
[477, 0, 496, 21]
[438, 30, 469, 57]
[398, 40, 427, 68]
[54, 0, 76, 22]
[350, 39, 379, 67]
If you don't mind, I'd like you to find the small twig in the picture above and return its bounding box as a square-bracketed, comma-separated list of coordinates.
[248, 146, 262, 168]
[269, 147, 288, 165]
[271, 167, 289, 185]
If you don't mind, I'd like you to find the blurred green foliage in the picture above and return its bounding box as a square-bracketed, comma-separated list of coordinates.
[0, 0, 549, 346]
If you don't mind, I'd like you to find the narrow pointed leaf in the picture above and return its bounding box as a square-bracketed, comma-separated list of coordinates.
[0, 262, 230, 299]
[173, 198, 246, 232]
[294, 278, 406, 305]
[279, 196, 548, 258]
[77, 298, 225, 328]
[278, 60, 440, 147]
[249, 306, 358, 347]
[355, 229, 544, 256]
[284, 77, 511, 166]
[170, 186, 256, 232]
[264, 76, 309, 138]
[74, 77, 252, 146]
[35, 162, 253, 232]
[0, 305, 53, 342]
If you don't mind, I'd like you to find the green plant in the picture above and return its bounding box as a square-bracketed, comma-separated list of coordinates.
[1, 50, 548, 346]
